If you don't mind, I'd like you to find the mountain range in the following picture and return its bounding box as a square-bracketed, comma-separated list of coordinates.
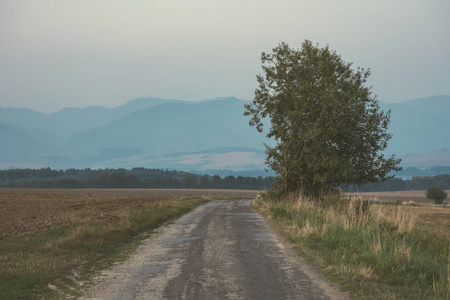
[1, 95, 449, 175]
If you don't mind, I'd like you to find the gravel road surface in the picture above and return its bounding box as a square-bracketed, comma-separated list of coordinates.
[81, 199, 346, 300]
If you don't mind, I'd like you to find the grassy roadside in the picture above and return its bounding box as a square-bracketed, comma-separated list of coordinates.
[252, 192, 450, 299]
[0, 196, 211, 299]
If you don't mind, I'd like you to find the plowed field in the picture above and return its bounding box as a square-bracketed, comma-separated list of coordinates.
[0, 189, 260, 240]
[347, 190, 450, 204]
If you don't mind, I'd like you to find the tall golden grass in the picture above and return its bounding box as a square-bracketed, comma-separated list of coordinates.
[253, 192, 450, 299]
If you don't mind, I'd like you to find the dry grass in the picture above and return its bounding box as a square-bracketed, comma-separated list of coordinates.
[348, 191, 450, 242]
[0, 189, 233, 299]
[254, 192, 450, 299]
[413, 206, 450, 242]
[287, 194, 419, 236]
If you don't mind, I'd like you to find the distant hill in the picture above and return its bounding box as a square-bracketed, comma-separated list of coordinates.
[400, 95, 450, 120]
[401, 149, 450, 168]
[59, 98, 269, 170]
[0, 123, 52, 160]
[65, 97, 267, 154]
[379, 95, 450, 157]
[0, 97, 186, 139]
[1, 95, 449, 174]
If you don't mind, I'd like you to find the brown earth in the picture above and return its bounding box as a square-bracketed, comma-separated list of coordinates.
[0, 188, 260, 198]
[2, 189, 448, 242]
[0, 189, 260, 240]
[347, 190, 450, 204]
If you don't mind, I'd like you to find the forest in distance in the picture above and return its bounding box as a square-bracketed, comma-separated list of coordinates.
[0, 167, 273, 190]
[0, 167, 449, 192]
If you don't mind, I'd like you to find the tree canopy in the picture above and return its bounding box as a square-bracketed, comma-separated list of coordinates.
[244, 40, 401, 197]
[426, 186, 448, 204]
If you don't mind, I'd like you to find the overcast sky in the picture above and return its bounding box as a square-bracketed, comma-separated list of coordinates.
[1, 0, 449, 113]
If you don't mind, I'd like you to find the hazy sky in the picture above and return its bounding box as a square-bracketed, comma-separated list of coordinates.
[1, 0, 449, 113]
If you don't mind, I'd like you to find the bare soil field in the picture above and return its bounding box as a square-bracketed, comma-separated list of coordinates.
[0, 189, 260, 240]
[347, 190, 450, 204]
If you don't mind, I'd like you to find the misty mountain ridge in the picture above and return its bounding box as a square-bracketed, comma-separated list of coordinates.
[0, 97, 189, 139]
[1, 95, 449, 174]
[0, 123, 51, 160]
[379, 95, 450, 156]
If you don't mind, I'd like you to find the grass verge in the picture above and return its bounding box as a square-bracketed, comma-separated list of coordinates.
[0, 196, 211, 299]
[252, 192, 450, 299]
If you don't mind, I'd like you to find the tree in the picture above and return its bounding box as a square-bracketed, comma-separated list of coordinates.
[426, 187, 448, 204]
[244, 40, 401, 198]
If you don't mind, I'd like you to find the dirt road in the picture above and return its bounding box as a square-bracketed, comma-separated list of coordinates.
[81, 200, 345, 300]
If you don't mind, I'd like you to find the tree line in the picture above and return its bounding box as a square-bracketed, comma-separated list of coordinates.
[347, 174, 450, 192]
[0, 167, 273, 190]
[1, 167, 448, 191]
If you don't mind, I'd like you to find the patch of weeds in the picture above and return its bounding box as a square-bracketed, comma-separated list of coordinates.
[252, 192, 450, 300]
[269, 204, 290, 219]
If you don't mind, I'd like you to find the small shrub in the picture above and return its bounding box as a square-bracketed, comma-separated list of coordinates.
[426, 187, 448, 204]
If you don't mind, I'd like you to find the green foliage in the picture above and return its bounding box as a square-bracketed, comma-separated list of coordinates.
[245, 41, 401, 197]
[426, 186, 448, 204]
